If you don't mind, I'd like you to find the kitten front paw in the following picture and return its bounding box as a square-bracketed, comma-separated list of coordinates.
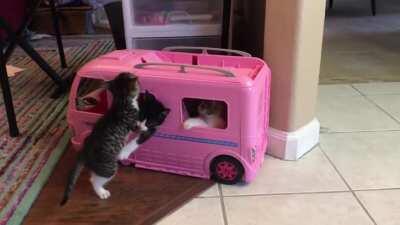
[138, 120, 148, 131]
[183, 121, 193, 130]
[96, 188, 111, 200]
[118, 151, 131, 160]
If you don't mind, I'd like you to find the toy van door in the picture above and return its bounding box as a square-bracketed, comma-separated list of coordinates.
[69, 77, 111, 150]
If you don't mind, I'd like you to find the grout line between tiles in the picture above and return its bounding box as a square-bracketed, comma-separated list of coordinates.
[209, 187, 400, 199]
[196, 195, 221, 199]
[350, 84, 400, 97]
[218, 184, 229, 225]
[319, 144, 378, 225]
[353, 187, 400, 192]
[222, 190, 350, 198]
[351, 84, 400, 125]
[364, 96, 400, 124]
[356, 93, 400, 96]
[321, 129, 400, 134]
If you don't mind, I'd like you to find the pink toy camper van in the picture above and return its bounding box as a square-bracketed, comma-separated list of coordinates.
[67, 47, 271, 184]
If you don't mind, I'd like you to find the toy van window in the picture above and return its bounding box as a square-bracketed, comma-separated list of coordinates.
[182, 98, 228, 130]
[76, 78, 108, 114]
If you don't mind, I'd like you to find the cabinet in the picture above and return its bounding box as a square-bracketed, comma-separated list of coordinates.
[122, 0, 228, 49]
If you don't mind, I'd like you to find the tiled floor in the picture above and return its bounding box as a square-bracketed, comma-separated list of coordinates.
[156, 83, 400, 225]
[320, 0, 400, 84]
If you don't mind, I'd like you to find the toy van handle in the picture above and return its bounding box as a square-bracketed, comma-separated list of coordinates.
[163, 46, 252, 57]
[134, 63, 235, 77]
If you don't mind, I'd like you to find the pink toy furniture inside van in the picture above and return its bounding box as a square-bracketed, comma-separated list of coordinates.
[67, 48, 271, 184]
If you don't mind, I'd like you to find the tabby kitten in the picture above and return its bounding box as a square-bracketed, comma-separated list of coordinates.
[119, 90, 170, 160]
[61, 72, 140, 205]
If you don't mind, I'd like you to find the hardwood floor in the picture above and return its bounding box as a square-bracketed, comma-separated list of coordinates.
[23, 147, 213, 225]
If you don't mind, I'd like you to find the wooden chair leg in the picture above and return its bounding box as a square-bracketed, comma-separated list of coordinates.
[221, 0, 231, 48]
[0, 44, 19, 137]
[49, 0, 67, 68]
[4, 41, 16, 61]
[329, 0, 334, 9]
[104, 2, 126, 50]
[17, 38, 68, 98]
[371, 0, 376, 16]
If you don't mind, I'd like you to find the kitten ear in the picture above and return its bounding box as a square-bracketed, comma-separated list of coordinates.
[143, 90, 149, 99]
[105, 80, 113, 90]
[100, 82, 108, 89]
[140, 90, 148, 100]
[147, 92, 155, 100]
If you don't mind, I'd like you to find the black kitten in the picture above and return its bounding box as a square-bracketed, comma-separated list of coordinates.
[118, 90, 170, 160]
[61, 72, 140, 206]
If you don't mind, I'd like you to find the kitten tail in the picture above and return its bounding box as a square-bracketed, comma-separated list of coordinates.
[60, 156, 85, 206]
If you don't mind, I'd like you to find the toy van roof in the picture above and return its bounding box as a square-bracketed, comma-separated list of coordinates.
[77, 50, 269, 87]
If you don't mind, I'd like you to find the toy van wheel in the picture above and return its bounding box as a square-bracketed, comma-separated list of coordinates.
[210, 156, 244, 185]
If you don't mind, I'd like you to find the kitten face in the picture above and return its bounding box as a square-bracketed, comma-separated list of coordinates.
[108, 72, 140, 98]
[198, 101, 223, 116]
[139, 91, 170, 128]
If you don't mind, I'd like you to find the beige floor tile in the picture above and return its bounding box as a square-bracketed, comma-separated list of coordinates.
[224, 193, 374, 225]
[320, 132, 400, 190]
[198, 184, 219, 197]
[222, 148, 347, 196]
[356, 190, 400, 225]
[318, 84, 361, 97]
[322, 35, 381, 54]
[320, 51, 400, 79]
[353, 82, 400, 95]
[368, 95, 400, 121]
[156, 198, 224, 225]
[317, 95, 399, 132]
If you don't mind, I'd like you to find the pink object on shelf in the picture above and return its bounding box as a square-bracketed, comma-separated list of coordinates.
[67, 48, 271, 184]
[135, 11, 167, 25]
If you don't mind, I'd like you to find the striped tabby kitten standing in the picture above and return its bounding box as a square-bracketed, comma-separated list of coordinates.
[61, 72, 140, 205]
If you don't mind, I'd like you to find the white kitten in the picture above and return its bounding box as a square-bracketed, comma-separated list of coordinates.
[183, 100, 226, 129]
[183, 118, 209, 129]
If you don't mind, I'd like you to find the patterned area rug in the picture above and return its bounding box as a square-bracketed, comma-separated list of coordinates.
[0, 39, 114, 225]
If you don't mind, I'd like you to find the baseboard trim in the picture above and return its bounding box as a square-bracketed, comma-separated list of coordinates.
[267, 118, 320, 160]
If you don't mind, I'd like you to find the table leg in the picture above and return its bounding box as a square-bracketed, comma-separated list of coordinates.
[0, 43, 19, 137]
[49, 0, 67, 68]
[371, 0, 376, 16]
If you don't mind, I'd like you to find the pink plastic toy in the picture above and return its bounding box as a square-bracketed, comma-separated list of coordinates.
[67, 47, 271, 184]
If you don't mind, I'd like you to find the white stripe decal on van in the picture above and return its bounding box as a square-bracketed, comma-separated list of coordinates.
[154, 132, 239, 148]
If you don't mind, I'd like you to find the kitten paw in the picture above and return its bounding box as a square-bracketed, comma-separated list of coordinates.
[96, 188, 111, 200]
[118, 151, 131, 160]
[138, 120, 148, 131]
[183, 121, 193, 130]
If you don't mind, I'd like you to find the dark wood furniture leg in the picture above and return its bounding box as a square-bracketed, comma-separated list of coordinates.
[1, 18, 67, 99]
[0, 42, 19, 137]
[49, 0, 67, 68]
[221, 0, 231, 48]
[371, 0, 376, 16]
[329, 0, 334, 9]
[104, 2, 126, 50]
[0, 0, 69, 137]
[17, 37, 67, 98]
